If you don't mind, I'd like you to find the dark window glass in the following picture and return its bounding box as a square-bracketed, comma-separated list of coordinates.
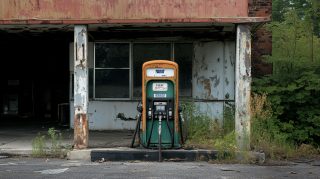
[133, 43, 171, 98]
[89, 69, 93, 99]
[174, 43, 193, 97]
[95, 43, 129, 68]
[94, 43, 130, 98]
[95, 69, 129, 98]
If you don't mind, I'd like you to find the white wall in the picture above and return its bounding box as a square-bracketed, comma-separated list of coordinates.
[70, 101, 138, 130]
[69, 41, 236, 129]
[193, 41, 235, 122]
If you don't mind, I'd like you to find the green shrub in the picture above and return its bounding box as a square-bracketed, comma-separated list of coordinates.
[253, 68, 320, 146]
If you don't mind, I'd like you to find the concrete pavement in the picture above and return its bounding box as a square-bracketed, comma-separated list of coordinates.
[0, 125, 265, 163]
[0, 157, 320, 179]
[0, 125, 133, 156]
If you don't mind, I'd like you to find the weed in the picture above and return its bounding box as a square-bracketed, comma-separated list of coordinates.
[47, 127, 66, 157]
[31, 127, 70, 158]
[31, 133, 46, 157]
[214, 131, 237, 160]
[181, 102, 237, 160]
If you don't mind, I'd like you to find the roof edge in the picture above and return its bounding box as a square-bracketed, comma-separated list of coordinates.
[0, 17, 271, 25]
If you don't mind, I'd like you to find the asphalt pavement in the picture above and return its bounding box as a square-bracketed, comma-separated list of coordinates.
[0, 156, 319, 179]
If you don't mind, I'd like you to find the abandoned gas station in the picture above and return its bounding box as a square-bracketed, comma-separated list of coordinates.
[0, 0, 271, 152]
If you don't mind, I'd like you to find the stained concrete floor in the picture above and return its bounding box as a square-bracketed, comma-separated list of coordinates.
[0, 122, 133, 155]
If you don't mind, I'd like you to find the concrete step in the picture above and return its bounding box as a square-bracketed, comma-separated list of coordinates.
[90, 148, 218, 162]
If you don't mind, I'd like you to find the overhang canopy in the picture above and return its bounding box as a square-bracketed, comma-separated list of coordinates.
[0, 0, 269, 25]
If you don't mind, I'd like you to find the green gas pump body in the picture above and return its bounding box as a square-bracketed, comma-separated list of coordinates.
[139, 60, 182, 149]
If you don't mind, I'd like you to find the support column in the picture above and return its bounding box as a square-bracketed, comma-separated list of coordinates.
[73, 25, 89, 149]
[235, 24, 251, 151]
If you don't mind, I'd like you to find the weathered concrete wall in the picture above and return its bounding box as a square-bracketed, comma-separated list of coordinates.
[70, 101, 137, 130]
[193, 41, 235, 122]
[0, 0, 248, 21]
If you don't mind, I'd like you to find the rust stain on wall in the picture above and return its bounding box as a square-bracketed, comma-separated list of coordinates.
[0, 0, 248, 20]
[74, 113, 88, 149]
[200, 78, 211, 98]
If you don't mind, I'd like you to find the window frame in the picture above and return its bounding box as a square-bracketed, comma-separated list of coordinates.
[90, 41, 193, 101]
[93, 42, 132, 100]
[131, 42, 173, 99]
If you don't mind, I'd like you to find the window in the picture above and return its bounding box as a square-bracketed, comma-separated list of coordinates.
[174, 43, 193, 97]
[132, 43, 171, 97]
[76, 42, 193, 100]
[94, 43, 130, 98]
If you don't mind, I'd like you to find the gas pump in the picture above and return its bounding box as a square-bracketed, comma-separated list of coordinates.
[131, 60, 184, 161]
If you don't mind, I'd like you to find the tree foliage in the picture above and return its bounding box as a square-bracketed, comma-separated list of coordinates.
[253, 1, 320, 146]
[272, 0, 320, 36]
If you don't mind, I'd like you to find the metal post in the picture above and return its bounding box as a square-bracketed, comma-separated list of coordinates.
[235, 24, 251, 151]
[158, 115, 162, 162]
[73, 25, 89, 149]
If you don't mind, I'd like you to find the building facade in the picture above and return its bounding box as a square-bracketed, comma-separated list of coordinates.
[0, 0, 271, 148]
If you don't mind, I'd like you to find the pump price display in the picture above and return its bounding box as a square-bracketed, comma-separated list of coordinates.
[152, 83, 168, 91]
[154, 94, 167, 98]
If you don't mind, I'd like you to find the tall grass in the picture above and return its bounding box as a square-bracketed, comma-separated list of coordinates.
[181, 102, 236, 159]
[251, 93, 319, 159]
[181, 95, 319, 160]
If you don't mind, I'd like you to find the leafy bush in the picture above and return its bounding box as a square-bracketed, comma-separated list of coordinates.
[253, 68, 320, 146]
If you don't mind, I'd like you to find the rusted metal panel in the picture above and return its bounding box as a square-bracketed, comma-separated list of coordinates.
[235, 24, 251, 151]
[74, 25, 89, 149]
[0, 0, 248, 21]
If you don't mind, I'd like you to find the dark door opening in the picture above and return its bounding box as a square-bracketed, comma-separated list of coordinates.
[0, 38, 70, 126]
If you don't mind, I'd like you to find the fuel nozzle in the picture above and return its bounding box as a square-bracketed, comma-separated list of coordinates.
[168, 107, 173, 118]
[137, 102, 143, 113]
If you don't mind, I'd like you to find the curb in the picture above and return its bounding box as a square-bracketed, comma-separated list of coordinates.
[67, 149, 91, 161]
[67, 148, 265, 163]
[0, 149, 32, 156]
[91, 149, 218, 162]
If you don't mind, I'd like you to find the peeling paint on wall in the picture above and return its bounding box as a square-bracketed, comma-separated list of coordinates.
[235, 24, 251, 150]
[193, 41, 235, 100]
[0, 0, 248, 20]
[73, 25, 89, 149]
[193, 41, 235, 123]
[70, 101, 137, 130]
